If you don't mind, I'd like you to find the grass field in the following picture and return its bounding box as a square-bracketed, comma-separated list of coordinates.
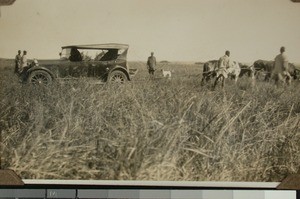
[0, 59, 300, 182]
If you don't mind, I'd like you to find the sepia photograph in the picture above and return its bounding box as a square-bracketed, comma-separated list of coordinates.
[0, 0, 300, 184]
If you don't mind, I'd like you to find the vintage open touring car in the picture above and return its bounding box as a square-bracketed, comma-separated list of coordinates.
[22, 43, 137, 85]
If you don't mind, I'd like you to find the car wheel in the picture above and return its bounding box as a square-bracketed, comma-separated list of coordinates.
[28, 70, 52, 85]
[108, 70, 128, 83]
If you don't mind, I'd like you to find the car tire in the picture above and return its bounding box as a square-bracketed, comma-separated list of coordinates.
[108, 70, 128, 83]
[28, 70, 52, 85]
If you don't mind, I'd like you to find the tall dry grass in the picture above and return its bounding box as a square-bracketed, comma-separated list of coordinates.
[0, 62, 300, 182]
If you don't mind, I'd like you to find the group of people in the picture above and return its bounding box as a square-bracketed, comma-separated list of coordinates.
[147, 46, 293, 87]
[16, 47, 292, 87]
[215, 46, 291, 87]
[14, 50, 28, 74]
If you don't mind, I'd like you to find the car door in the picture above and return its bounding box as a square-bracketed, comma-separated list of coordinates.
[89, 60, 110, 80]
[68, 60, 88, 78]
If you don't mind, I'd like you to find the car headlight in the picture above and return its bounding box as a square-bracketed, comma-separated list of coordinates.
[33, 59, 39, 66]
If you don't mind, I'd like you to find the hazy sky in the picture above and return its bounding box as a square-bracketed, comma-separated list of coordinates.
[0, 0, 300, 62]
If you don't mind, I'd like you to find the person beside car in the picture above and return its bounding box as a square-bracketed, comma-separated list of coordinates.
[18, 50, 29, 82]
[15, 50, 22, 74]
[21, 50, 28, 71]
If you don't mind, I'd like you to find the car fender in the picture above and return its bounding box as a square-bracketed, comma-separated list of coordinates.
[27, 66, 55, 78]
[108, 66, 130, 80]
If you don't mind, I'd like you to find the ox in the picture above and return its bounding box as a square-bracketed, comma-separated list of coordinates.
[239, 63, 255, 78]
[201, 60, 218, 85]
[213, 60, 241, 88]
[201, 60, 241, 88]
[253, 59, 298, 81]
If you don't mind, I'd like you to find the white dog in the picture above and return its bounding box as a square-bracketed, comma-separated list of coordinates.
[161, 69, 172, 79]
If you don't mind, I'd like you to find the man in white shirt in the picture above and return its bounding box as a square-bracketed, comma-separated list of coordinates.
[272, 46, 291, 86]
[21, 50, 28, 71]
[15, 50, 21, 74]
[217, 50, 231, 78]
[213, 50, 231, 88]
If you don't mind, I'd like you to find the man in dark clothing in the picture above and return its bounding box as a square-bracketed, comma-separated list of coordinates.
[100, 49, 118, 61]
[69, 48, 82, 62]
[147, 52, 156, 76]
[15, 50, 21, 74]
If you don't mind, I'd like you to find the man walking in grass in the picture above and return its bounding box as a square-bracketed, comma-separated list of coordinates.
[272, 46, 291, 87]
[147, 52, 156, 77]
[213, 50, 231, 88]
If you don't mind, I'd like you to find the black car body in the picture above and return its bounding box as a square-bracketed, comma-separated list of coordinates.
[24, 43, 135, 84]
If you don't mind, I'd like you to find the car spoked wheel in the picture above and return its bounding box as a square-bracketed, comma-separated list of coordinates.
[108, 70, 127, 83]
[28, 70, 52, 85]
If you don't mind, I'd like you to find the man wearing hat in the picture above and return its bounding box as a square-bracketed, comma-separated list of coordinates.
[147, 52, 156, 77]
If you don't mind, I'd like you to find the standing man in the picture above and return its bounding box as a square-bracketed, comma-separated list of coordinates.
[213, 50, 231, 88]
[272, 46, 291, 86]
[21, 50, 28, 72]
[147, 52, 156, 77]
[19, 50, 28, 82]
[14, 50, 22, 74]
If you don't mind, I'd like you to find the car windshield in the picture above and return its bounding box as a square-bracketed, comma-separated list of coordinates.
[60, 48, 71, 59]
